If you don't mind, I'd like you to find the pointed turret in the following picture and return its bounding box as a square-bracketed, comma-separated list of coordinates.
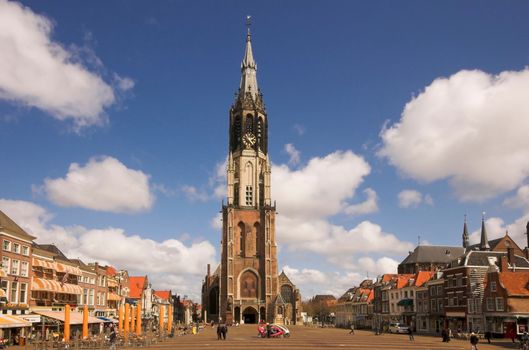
[480, 212, 490, 251]
[239, 16, 259, 101]
[462, 214, 469, 250]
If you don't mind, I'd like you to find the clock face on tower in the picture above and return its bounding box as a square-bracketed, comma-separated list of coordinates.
[242, 132, 256, 148]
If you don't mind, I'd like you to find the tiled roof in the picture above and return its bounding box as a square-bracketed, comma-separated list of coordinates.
[507, 298, 529, 313]
[400, 245, 465, 265]
[33, 243, 68, 259]
[414, 271, 436, 287]
[0, 210, 35, 240]
[106, 266, 117, 276]
[154, 290, 171, 300]
[463, 251, 529, 268]
[396, 274, 415, 289]
[499, 272, 529, 296]
[128, 276, 147, 299]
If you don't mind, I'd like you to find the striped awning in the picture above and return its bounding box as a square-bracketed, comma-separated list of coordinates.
[54, 262, 82, 276]
[0, 315, 31, 329]
[0, 269, 6, 278]
[107, 292, 121, 301]
[33, 257, 55, 270]
[32, 277, 83, 295]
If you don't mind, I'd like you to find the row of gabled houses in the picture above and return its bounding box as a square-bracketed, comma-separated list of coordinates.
[337, 218, 529, 337]
[0, 209, 186, 341]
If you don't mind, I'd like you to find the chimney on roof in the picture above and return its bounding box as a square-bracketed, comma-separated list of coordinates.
[507, 247, 515, 267]
[500, 255, 509, 272]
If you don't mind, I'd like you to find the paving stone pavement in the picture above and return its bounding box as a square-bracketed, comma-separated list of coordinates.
[139, 326, 521, 350]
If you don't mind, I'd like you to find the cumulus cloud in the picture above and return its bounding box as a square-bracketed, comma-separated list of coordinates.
[113, 73, 135, 92]
[271, 150, 414, 266]
[398, 189, 424, 208]
[504, 185, 529, 209]
[273, 150, 371, 220]
[469, 213, 529, 248]
[181, 185, 208, 202]
[41, 156, 155, 213]
[344, 188, 379, 216]
[284, 143, 301, 166]
[0, 0, 129, 129]
[379, 68, 529, 201]
[0, 198, 215, 299]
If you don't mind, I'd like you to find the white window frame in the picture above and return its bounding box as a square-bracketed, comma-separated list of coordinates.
[20, 261, 28, 277]
[22, 246, 29, 256]
[486, 297, 494, 311]
[10, 281, 18, 303]
[19, 283, 27, 304]
[490, 281, 497, 292]
[496, 297, 504, 311]
[2, 257, 10, 275]
[11, 259, 19, 275]
[12, 243, 20, 254]
[3, 240, 11, 251]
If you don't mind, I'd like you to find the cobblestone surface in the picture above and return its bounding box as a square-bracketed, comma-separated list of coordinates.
[143, 326, 521, 349]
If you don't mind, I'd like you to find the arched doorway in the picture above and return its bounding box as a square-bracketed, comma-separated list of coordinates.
[242, 306, 258, 324]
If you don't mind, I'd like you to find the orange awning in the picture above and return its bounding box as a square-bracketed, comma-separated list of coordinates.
[32, 257, 55, 270]
[54, 262, 82, 276]
[34, 311, 104, 325]
[32, 277, 82, 295]
[0, 315, 31, 328]
[0, 270, 6, 278]
[107, 293, 121, 301]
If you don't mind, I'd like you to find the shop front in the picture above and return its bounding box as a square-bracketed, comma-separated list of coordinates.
[445, 311, 466, 332]
[0, 314, 32, 345]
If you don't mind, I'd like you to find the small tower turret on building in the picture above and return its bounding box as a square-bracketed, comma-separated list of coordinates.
[480, 212, 490, 251]
[462, 214, 469, 250]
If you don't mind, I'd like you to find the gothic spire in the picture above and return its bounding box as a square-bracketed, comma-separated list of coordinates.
[480, 212, 490, 251]
[239, 16, 259, 101]
[462, 214, 469, 250]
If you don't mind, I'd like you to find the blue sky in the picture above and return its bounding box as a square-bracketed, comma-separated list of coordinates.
[1, 0, 529, 299]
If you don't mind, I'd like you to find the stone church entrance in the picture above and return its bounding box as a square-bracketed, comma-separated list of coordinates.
[242, 307, 258, 324]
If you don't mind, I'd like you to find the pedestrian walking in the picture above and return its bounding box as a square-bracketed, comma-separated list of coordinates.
[470, 332, 479, 350]
[108, 326, 117, 350]
[484, 330, 492, 344]
[349, 324, 355, 335]
[408, 327, 414, 341]
[221, 324, 228, 340]
[441, 328, 447, 342]
[216, 323, 222, 340]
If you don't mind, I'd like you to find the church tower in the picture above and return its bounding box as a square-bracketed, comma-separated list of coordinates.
[219, 20, 278, 325]
[202, 19, 301, 326]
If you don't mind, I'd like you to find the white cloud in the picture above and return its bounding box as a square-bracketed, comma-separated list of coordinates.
[504, 185, 529, 209]
[181, 185, 208, 202]
[424, 194, 434, 206]
[398, 189, 423, 208]
[273, 150, 371, 220]
[469, 213, 529, 248]
[41, 156, 155, 213]
[344, 188, 379, 216]
[293, 124, 305, 136]
[356, 256, 399, 276]
[379, 68, 529, 201]
[284, 143, 301, 166]
[271, 150, 413, 267]
[210, 213, 223, 230]
[0, 0, 124, 129]
[0, 199, 215, 300]
[113, 73, 135, 91]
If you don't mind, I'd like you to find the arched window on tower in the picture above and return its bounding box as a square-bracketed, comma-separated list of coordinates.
[246, 114, 253, 133]
[238, 222, 245, 256]
[257, 117, 263, 150]
[233, 115, 242, 150]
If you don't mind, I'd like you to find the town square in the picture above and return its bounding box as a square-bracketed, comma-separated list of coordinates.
[1, 1, 529, 349]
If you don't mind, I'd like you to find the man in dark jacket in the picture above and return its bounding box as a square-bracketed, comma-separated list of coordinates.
[470, 332, 479, 350]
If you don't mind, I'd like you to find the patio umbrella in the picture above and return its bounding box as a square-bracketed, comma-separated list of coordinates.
[130, 306, 135, 333]
[64, 304, 71, 342]
[124, 303, 130, 340]
[82, 304, 89, 339]
[118, 305, 124, 335]
[159, 305, 164, 332]
[136, 303, 142, 336]
[167, 305, 172, 333]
